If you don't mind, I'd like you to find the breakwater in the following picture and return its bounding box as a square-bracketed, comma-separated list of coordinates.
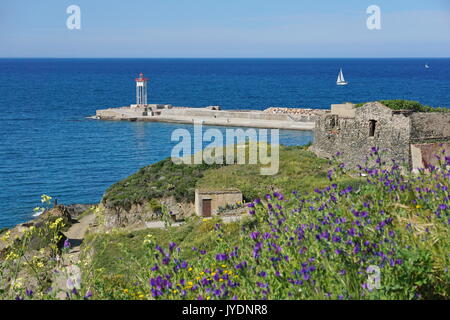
[94, 105, 328, 130]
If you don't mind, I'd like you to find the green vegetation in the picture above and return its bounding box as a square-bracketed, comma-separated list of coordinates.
[2, 146, 449, 300]
[78, 148, 449, 300]
[81, 150, 450, 299]
[80, 212, 284, 299]
[80, 217, 245, 297]
[198, 146, 360, 201]
[0, 215, 68, 299]
[103, 159, 224, 208]
[355, 99, 449, 113]
[104, 145, 361, 208]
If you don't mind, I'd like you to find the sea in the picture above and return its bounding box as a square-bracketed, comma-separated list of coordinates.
[1, 58, 449, 228]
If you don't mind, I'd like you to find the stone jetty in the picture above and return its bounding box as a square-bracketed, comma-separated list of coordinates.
[93, 104, 329, 131]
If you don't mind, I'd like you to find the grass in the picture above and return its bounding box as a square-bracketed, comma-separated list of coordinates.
[103, 159, 224, 208]
[355, 99, 449, 113]
[3, 146, 449, 300]
[79, 149, 450, 300]
[80, 217, 245, 297]
[103, 145, 361, 208]
[198, 145, 360, 202]
[84, 218, 241, 273]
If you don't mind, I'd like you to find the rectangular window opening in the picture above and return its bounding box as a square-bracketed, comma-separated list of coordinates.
[369, 120, 377, 137]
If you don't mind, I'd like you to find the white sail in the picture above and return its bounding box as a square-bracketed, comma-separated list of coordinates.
[337, 68, 348, 85]
[337, 69, 344, 83]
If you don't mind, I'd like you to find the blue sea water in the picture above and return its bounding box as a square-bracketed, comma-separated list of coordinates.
[1, 58, 450, 228]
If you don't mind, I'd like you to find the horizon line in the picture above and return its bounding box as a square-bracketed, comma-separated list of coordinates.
[1, 56, 450, 60]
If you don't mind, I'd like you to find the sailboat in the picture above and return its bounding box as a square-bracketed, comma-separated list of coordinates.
[425, 63, 430, 69]
[336, 68, 348, 86]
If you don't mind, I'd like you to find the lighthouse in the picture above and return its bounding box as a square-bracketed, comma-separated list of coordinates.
[135, 72, 149, 106]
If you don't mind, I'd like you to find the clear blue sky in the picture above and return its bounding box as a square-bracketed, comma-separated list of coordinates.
[1, 0, 449, 57]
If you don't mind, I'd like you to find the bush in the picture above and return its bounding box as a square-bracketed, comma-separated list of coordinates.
[356, 100, 449, 113]
[84, 147, 449, 300]
[103, 158, 224, 208]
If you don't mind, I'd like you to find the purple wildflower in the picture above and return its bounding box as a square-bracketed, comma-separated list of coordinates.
[63, 239, 71, 249]
[250, 231, 260, 241]
[216, 253, 228, 261]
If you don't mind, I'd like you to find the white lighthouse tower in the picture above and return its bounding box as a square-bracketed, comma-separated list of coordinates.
[135, 72, 149, 106]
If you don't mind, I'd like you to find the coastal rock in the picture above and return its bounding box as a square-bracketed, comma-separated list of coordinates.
[0, 205, 73, 259]
[65, 204, 95, 219]
[103, 197, 194, 229]
[35, 205, 73, 226]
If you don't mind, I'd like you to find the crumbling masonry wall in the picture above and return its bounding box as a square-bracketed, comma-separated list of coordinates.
[409, 113, 450, 143]
[311, 102, 412, 168]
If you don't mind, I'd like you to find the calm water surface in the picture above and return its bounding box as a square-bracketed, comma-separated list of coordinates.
[1, 58, 449, 227]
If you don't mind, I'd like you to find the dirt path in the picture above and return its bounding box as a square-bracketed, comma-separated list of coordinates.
[142, 215, 245, 230]
[53, 213, 244, 298]
[53, 213, 95, 299]
[65, 213, 96, 255]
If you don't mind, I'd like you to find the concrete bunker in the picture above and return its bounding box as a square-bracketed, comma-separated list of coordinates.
[195, 188, 243, 217]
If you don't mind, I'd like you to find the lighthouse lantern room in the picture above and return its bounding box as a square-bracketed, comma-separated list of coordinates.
[135, 72, 149, 106]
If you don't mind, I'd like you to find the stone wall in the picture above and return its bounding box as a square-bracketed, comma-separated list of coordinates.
[410, 113, 450, 143]
[103, 197, 195, 229]
[330, 103, 356, 118]
[311, 102, 412, 167]
[411, 142, 450, 170]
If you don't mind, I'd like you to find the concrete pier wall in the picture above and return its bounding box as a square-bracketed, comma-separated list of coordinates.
[94, 105, 319, 131]
[161, 108, 316, 122]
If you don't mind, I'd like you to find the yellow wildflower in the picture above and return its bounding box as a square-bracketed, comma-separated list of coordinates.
[12, 278, 24, 290]
[188, 267, 193, 271]
[41, 194, 52, 203]
[5, 251, 19, 261]
[416, 205, 422, 209]
[1, 230, 11, 242]
[123, 289, 129, 293]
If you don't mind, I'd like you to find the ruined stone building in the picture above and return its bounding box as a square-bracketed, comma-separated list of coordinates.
[195, 189, 243, 217]
[310, 102, 450, 169]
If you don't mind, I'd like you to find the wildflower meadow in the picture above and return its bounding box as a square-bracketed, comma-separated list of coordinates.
[1, 148, 449, 300]
[86, 147, 449, 300]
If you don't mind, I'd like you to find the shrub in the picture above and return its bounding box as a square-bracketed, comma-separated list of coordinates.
[355, 100, 449, 112]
